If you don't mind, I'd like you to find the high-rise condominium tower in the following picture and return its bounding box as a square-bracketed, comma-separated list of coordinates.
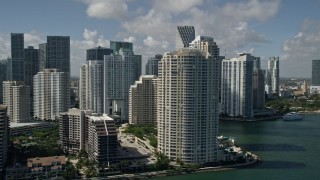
[0, 105, 9, 173]
[86, 46, 113, 61]
[86, 114, 117, 164]
[33, 69, 70, 121]
[145, 54, 162, 76]
[157, 49, 219, 164]
[176, 26, 195, 49]
[80, 60, 104, 113]
[221, 53, 254, 118]
[3, 81, 30, 123]
[129, 75, 157, 125]
[312, 60, 320, 86]
[79, 46, 114, 113]
[39, 36, 70, 74]
[266, 57, 279, 97]
[189, 35, 224, 103]
[59, 108, 92, 154]
[10, 33, 24, 81]
[104, 42, 141, 120]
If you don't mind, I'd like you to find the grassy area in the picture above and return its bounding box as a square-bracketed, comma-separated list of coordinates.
[266, 94, 320, 113]
[123, 124, 157, 139]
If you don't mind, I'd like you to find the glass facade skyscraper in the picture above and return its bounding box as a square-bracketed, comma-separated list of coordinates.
[312, 60, 320, 86]
[10, 33, 24, 81]
[86, 46, 113, 61]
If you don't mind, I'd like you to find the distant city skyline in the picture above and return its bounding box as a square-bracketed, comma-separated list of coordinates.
[0, 0, 320, 77]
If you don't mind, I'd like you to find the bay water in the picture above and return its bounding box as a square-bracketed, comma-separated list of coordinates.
[154, 113, 320, 180]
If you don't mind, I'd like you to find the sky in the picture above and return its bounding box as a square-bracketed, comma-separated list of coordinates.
[0, 0, 320, 78]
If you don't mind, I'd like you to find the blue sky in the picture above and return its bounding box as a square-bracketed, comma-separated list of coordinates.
[0, 0, 320, 78]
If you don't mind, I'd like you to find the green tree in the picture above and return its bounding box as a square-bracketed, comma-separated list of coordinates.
[154, 151, 170, 170]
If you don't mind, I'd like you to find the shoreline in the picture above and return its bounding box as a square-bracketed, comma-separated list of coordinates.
[219, 115, 281, 122]
[106, 153, 261, 179]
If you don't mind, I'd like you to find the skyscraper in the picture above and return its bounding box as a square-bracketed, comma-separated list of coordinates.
[145, 54, 162, 76]
[252, 57, 265, 109]
[39, 43, 47, 72]
[175, 26, 195, 49]
[86, 46, 113, 61]
[24, 46, 39, 116]
[311, 60, 320, 86]
[221, 53, 254, 118]
[104, 42, 141, 120]
[33, 69, 70, 121]
[157, 48, 219, 164]
[59, 108, 92, 154]
[0, 59, 8, 104]
[86, 113, 117, 164]
[10, 33, 25, 81]
[110, 41, 133, 53]
[189, 35, 224, 103]
[79, 60, 104, 113]
[39, 36, 70, 74]
[24, 46, 39, 87]
[129, 75, 157, 125]
[266, 57, 280, 97]
[3, 81, 30, 123]
[0, 105, 9, 173]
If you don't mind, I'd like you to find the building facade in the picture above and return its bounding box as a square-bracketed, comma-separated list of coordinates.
[253, 57, 265, 109]
[175, 26, 195, 49]
[10, 33, 25, 82]
[0, 105, 9, 173]
[0, 59, 8, 104]
[189, 35, 224, 103]
[145, 54, 162, 76]
[104, 43, 141, 120]
[3, 81, 30, 123]
[221, 53, 254, 118]
[59, 108, 92, 154]
[86, 114, 117, 164]
[86, 46, 113, 61]
[129, 75, 157, 125]
[266, 57, 280, 97]
[39, 36, 70, 74]
[27, 156, 66, 179]
[24, 46, 39, 87]
[80, 60, 104, 113]
[33, 69, 70, 121]
[157, 49, 219, 164]
[312, 60, 320, 86]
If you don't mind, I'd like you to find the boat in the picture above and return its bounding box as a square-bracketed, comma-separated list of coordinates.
[282, 112, 303, 121]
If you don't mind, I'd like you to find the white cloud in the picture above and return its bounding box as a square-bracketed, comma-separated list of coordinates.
[0, 33, 11, 59]
[70, 28, 110, 75]
[24, 31, 45, 47]
[143, 36, 159, 47]
[124, 36, 136, 42]
[80, 0, 281, 74]
[84, 0, 128, 20]
[281, 19, 320, 77]
[153, 0, 204, 14]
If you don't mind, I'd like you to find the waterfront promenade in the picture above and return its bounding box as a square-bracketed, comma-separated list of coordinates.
[105, 153, 261, 179]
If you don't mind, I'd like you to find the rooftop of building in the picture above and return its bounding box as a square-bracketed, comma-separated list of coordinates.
[10, 121, 53, 128]
[87, 113, 114, 121]
[165, 48, 207, 57]
[27, 156, 66, 167]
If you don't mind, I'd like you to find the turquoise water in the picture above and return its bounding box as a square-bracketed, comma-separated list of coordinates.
[154, 113, 320, 180]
